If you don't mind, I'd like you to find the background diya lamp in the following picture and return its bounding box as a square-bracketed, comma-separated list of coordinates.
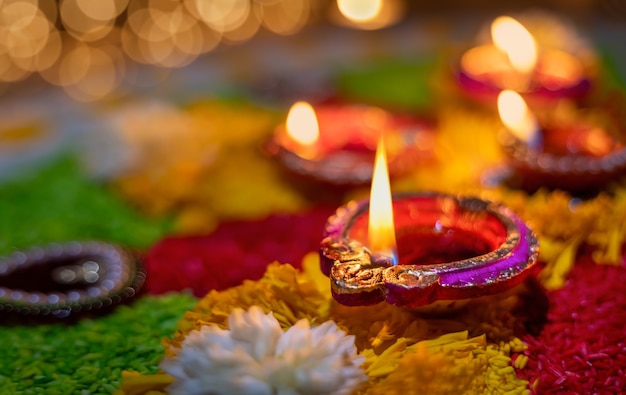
[319, 140, 539, 309]
[266, 100, 435, 187]
[456, 15, 593, 105]
[497, 90, 626, 193]
[0, 241, 144, 318]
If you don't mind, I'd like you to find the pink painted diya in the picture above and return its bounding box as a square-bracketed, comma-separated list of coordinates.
[456, 15, 593, 105]
[319, 192, 539, 308]
[266, 101, 434, 187]
[497, 91, 626, 193]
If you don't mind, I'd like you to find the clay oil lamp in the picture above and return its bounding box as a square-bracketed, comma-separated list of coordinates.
[319, 139, 539, 309]
[266, 101, 435, 187]
[457, 15, 592, 105]
[497, 90, 626, 193]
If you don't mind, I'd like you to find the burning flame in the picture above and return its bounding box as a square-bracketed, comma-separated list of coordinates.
[337, 0, 383, 22]
[497, 90, 539, 143]
[368, 137, 397, 264]
[286, 101, 319, 146]
[491, 16, 538, 74]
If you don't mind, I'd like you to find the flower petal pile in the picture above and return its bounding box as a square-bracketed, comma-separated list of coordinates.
[85, 100, 308, 234]
[161, 306, 366, 395]
[118, 259, 532, 395]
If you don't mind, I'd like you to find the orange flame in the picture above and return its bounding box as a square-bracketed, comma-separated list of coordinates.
[333, 0, 403, 30]
[337, 0, 383, 22]
[368, 137, 397, 263]
[497, 90, 539, 143]
[491, 16, 538, 74]
[286, 101, 319, 146]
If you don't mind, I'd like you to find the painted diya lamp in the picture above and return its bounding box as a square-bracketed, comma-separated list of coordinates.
[266, 101, 434, 187]
[319, 140, 539, 308]
[0, 241, 144, 318]
[456, 15, 592, 105]
[497, 90, 626, 193]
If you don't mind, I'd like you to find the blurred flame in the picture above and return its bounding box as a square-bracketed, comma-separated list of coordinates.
[538, 50, 583, 89]
[337, 0, 382, 22]
[286, 101, 319, 146]
[332, 0, 403, 30]
[491, 16, 537, 74]
[497, 90, 539, 143]
[368, 137, 397, 263]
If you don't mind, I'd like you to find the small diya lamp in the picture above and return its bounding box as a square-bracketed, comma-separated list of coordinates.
[457, 15, 592, 105]
[496, 90, 626, 193]
[266, 101, 434, 187]
[319, 139, 539, 309]
[0, 241, 144, 318]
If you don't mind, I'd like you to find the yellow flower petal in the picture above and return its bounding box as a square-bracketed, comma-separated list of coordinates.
[114, 371, 172, 395]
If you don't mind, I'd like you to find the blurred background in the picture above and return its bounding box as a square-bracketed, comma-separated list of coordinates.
[0, 0, 624, 100]
[0, 0, 625, 183]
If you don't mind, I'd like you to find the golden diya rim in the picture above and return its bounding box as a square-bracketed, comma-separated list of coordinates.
[500, 138, 626, 193]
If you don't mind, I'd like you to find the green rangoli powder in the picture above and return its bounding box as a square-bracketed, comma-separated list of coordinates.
[0, 155, 186, 393]
[0, 293, 197, 395]
[0, 155, 172, 254]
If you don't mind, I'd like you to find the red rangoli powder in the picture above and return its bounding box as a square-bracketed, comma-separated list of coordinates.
[518, 248, 626, 394]
[144, 206, 335, 296]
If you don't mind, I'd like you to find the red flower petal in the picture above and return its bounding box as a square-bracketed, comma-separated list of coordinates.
[518, 246, 626, 394]
[144, 206, 335, 296]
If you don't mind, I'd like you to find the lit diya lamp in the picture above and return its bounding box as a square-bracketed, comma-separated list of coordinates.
[457, 15, 592, 104]
[266, 101, 434, 186]
[319, 139, 539, 308]
[497, 90, 626, 193]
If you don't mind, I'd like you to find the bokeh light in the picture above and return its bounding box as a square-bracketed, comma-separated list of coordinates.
[0, 0, 321, 100]
[337, 0, 383, 22]
[261, 0, 310, 35]
[331, 0, 405, 30]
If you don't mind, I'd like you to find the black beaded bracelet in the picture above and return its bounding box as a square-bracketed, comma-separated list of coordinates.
[0, 241, 145, 318]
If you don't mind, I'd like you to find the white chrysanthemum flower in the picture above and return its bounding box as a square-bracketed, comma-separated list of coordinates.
[161, 306, 367, 395]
